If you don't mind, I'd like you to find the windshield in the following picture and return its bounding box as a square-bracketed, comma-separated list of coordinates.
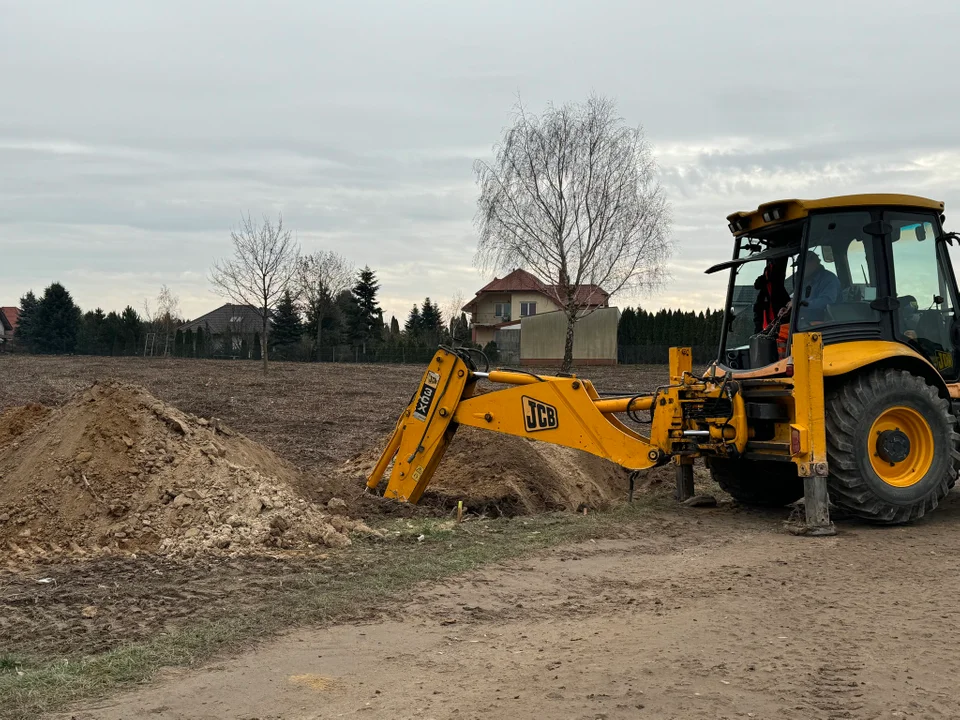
[720, 223, 802, 355]
[720, 210, 885, 361]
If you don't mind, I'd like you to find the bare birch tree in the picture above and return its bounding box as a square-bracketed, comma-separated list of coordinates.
[210, 212, 300, 373]
[297, 250, 354, 361]
[142, 284, 181, 356]
[475, 95, 672, 371]
[444, 290, 468, 346]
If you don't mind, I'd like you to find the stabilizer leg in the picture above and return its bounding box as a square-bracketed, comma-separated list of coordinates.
[803, 474, 836, 536]
[675, 457, 695, 502]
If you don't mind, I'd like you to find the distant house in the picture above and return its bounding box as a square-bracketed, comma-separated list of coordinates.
[180, 303, 265, 354]
[463, 269, 610, 346]
[0, 307, 19, 349]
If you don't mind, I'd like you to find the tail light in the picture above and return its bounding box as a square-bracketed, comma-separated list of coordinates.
[791, 426, 801, 455]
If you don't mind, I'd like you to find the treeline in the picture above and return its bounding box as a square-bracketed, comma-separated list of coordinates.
[15, 283, 146, 356]
[263, 270, 477, 362]
[617, 306, 724, 363]
[9, 269, 480, 362]
[11, 280, 724, 365]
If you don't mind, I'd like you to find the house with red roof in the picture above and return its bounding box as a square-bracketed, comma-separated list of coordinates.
[0, 307, 19, 348]
[462, 269, 610, 347]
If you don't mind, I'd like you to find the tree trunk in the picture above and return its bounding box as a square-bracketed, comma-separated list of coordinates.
[261, 314, 269, 374]
[561, 314, 576, 373]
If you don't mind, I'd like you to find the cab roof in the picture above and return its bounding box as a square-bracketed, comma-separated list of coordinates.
[726, 194, 945, 237]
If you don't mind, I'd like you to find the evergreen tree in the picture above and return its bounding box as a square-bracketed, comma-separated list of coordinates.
[240, 334, 250, 359]
[33, 283, 81, 354]
[252, 332, 262, 360]
[184, 328, 195, 358]
[349, 266, 382, 349]
[174, 329, 184, 357]
[196, 327, 205, 358]
[404, 305, 421, 336]
[451, 311, 469, 344]
[482, 340, 500, 362]
[420, 298, 443, 339]
[121, 306, 142, 355]
[305, 296, 346, 353]
[104, 311, 124, 355]
[390, 315, 400, 336]
[270, 289, 303, 352]
[221, 327, 234, 357]
[618, 307, 637, 345]
[16, 291, 39, 351]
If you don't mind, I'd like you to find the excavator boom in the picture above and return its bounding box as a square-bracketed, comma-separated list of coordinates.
[362, 341, 823, 504]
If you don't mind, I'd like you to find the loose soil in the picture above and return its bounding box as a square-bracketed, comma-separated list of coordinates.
[0, 381, 373, 561]
[0, 357, 656, 518]
[0, 356, 667, 676]
[61, 498, 960, 720]
[6, 356, 957, 719]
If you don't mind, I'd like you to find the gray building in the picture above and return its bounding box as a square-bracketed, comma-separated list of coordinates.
[180, 303, 266, 354]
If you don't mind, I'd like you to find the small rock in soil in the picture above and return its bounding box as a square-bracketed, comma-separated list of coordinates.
[681, 494, 718, 508]
[327, 498, 349, 515]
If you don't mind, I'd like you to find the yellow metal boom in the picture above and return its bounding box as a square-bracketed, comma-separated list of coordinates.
[362, 339, 831, 503]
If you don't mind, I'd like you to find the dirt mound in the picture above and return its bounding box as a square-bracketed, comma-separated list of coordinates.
[0, 382, 375, 559]
[0, 403, 51, 449]
[352, 426, 630, 515]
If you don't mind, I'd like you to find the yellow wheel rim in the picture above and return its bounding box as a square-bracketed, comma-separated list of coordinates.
[868, 406, 935, 488]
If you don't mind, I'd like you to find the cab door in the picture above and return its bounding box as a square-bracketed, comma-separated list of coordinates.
[885, 211, 959, 380]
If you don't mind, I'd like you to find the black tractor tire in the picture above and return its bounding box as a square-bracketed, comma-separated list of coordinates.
[707, 458, 805, 507]
[825, 369, 960, 524]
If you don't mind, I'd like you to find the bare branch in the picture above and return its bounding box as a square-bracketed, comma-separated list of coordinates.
[209, 212, 301, 372]
[295, 250, 354, 361]
[474, 94, 672, 370]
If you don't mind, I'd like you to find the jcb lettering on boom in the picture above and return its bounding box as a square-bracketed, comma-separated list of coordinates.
[412, 371, 440, 421]
[523, 396, 558, 432]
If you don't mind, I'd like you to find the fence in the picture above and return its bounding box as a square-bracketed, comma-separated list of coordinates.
[22, 341, 720, 366]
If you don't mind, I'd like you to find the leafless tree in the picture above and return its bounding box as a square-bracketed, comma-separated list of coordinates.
[142, 284, 181, 356]
[444, 290, 469, 346]
[297, 250, 354, 361]
[210, 212, 301, 373]
[475, 95, 672, 371]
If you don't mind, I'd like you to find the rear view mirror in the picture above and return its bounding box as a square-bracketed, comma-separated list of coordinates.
[917, 225, 927, 241]
[821, 246, 835, 263]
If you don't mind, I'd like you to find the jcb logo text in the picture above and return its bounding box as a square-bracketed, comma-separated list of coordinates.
[523, 396, 558, 432]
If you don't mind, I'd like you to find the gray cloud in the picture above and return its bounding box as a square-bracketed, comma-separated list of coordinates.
[3, 0, 960, 323]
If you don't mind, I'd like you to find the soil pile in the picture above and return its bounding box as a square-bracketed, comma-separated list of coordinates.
[352, 426, 630, 515]
[0, 382, 374, 558]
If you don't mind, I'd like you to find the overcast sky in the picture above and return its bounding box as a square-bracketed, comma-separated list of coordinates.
[4, 0, 960, 323]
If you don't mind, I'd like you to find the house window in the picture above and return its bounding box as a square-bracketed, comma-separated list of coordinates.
[520, 302, 537, 317]
[495, 302, 510, 319]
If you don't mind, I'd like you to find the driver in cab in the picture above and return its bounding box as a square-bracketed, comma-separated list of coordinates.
[796, 250, 841, 325]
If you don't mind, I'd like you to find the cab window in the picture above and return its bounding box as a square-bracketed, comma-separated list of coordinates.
[887, 212, 957, 376]
[796, 211, 879, 330]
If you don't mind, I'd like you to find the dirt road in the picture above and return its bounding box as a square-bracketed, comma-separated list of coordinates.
[61, 499, 960, 720]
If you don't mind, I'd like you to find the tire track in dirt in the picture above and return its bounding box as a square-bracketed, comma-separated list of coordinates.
[61, 501, 960, 720]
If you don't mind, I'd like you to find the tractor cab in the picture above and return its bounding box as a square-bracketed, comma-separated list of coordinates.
[709, 194, 960, 378]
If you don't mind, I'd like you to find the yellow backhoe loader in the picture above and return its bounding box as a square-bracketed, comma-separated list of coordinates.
[367, 194, 960, 532]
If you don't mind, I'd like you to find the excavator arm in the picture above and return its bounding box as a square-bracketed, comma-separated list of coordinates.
[366, 346, 752, 503]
